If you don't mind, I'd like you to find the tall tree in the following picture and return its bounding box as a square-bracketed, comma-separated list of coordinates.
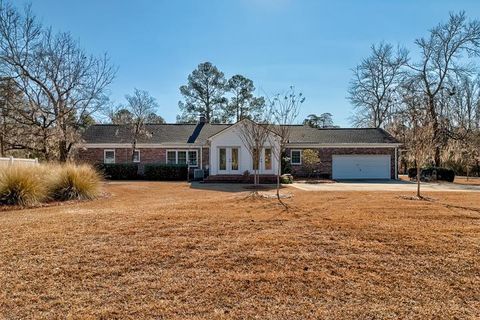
[178, 62, 228, 123]
[226, 74, 265, 122]
[348, 42, 407, 128]
[411, 11, 480, 166]
[303, 113, 335, 128]
[0, 1, 116, 161]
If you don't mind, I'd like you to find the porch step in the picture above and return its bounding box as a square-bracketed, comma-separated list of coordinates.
[204, 174, 277, 184]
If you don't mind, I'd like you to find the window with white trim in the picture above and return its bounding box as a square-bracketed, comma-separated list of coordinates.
[104, 150, 115, 164]
[133, 150, 140, 163]
[290, 150, 301, 165]
[177, 151, 187, 164]
[166, 150, 198, 167]
[167, 151, 176, 164]
[188, 151, 198, 166]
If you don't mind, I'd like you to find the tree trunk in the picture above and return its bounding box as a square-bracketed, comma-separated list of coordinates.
[416, 166, 421, 198]
[59, 140, 69, 162]
[132, 139, 137, 162]
[428, 96, 441, 167]
[0, 133, 4, 157]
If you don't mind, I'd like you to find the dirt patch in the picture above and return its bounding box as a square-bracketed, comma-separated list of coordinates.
[0, 181, 479, 319]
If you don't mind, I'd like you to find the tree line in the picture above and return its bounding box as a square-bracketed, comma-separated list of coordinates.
[348, 12, 480, 177]
[0, 1, 335, 163]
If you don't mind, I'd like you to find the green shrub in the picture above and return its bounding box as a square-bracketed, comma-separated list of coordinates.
[50, 164, 101, 200]
[97, 163, 138, 180]
[408, 167, 455, 182]
[0, 165, 47, 206]
[281, 155, 292, 174]
[280, 174, 294, 184]
[144, 164, 188, 181]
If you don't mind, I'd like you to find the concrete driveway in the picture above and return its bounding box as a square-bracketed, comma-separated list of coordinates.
[290, 180, 480, 192]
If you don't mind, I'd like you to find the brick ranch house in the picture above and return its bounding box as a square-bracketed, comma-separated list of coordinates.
[77, 118, 401, 181]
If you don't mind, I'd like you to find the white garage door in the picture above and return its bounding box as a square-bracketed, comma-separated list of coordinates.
[332, 155, 391, 180]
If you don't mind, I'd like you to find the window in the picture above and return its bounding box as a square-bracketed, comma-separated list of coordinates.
[291, 150, 301, 165]
[133, 150, 140, 163]
[188, 151, 198, 166]
[219, 148, 226, 170]
[177, 151, 187, 164]
[231, 148, 238, 170]
[264, 148, 272, 170]
[166, 150, 198, 166]
[104, 150, 115, 164]
[167, 151, 176, 164]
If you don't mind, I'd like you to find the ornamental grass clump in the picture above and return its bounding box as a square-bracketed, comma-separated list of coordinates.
[50, 164, 101, 201]
[0, 165, 47, 207]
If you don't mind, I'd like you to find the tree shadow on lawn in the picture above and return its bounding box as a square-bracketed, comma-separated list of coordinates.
[189, 182, 289, 193]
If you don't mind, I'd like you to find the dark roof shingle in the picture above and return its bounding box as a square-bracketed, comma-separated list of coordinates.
[82, 123, 399, 145]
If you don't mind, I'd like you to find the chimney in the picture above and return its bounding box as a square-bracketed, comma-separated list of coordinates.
[199, 115, 207, 123]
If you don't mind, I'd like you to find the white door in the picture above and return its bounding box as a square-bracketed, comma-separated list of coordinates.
[261, 148, 274, 174]
[218, 147, 240, 174]
[332, 155, 391, 180]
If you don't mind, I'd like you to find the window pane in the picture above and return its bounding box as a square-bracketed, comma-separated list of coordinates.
[178, 151, 187, 164]
[219, 148, 226, 170]
[231, 148, 238, 170]
[188, 151, 197, 166]
[265, 148, 272, 170]
[291, 151, 301, 164]
[167, 151, 176, 164]
[133, 150, 140, 162]
[104, 151, 115, 164]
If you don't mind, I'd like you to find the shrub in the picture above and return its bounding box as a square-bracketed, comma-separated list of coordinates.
[50, 164, 101, 200]
[302, 149, 321, 177]
[97, 163, 138, 180]
[280, 174, 294, 184]
[407, 168, 418, 179]
[0, 165, 47, 206]
[281, 155, 292, 174]
[407, 167, 455, 182]
[144, 164, 188, 181]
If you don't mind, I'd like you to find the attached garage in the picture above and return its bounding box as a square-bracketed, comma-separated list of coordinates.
[332, 154, 391, 180]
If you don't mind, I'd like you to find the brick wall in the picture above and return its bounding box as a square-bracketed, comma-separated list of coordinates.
[202, 147, 210, 169]
[76, 147, 205, 168]
[286, 147, 397, 179]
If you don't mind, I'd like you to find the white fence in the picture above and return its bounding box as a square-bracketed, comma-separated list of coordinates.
[0, 156, 39, 166]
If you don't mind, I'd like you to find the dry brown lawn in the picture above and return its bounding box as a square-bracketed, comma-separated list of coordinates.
[1, 182, 479, 319]
[454, 177, 480, 186]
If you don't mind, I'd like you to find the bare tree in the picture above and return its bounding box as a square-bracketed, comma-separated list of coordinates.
[348, 42, 407, 128]
[0, 1, 116, 161]
[237, 116, 273, 187]
[399, 81, 435, 198]
[411, 11, 480, 166]
[112, 89, 160, 162]
[270, 87, 303, 207]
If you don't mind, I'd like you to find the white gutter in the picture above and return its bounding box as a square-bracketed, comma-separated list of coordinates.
[80, 143, 204, 148]
[285, 143, 402, 148]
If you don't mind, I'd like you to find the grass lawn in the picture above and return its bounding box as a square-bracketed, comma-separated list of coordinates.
[1, 182, 479, 319]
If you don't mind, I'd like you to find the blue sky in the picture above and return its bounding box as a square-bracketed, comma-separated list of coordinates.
[22, 0, 480, 126]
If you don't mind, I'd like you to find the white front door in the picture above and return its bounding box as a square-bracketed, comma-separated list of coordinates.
[218, 147, 240, 174]
[261, 148, 274, 174]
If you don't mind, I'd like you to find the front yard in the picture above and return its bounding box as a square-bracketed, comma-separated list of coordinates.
[1, 182, 479, 319]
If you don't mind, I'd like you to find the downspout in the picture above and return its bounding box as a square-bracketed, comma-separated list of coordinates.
[395, 147, 398, 180]
[200, 146, 203, 170]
